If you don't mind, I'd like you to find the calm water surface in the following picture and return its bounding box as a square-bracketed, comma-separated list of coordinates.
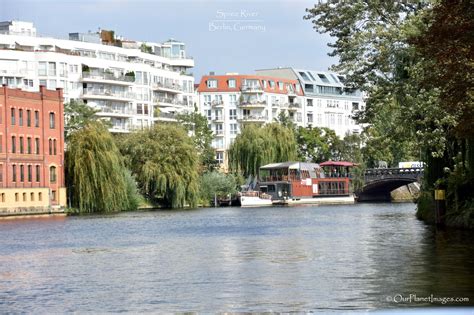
[0, 203, 473, 312]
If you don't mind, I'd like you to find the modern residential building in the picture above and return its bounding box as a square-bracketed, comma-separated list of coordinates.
[197, 69, 365, 170]
[196, 74, 305, 170]
[256, 67, 365, 137]
[0, 21, 195, 132]
[0, 85, 66, 213]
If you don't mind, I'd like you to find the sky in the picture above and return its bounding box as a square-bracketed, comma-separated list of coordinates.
[0, 0, 338, 79]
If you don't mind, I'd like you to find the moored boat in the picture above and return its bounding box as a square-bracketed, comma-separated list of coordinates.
[239, 190, 273, 207]
[256, 161, 356, 205]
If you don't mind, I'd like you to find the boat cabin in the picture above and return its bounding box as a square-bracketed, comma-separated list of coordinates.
[258, 161, 356, 201]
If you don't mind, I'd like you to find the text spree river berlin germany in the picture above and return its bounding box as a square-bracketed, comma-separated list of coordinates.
[1, 203, 473, 312]
[209, 10, 266, 32]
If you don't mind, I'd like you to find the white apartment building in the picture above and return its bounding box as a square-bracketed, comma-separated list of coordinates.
[197, 70, 365, 170]
[196, 74, 305, 169]
[256, 67, 365, 137]
[0, 21, 194, 132]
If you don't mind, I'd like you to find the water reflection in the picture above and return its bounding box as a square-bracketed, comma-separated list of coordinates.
[0, 203, 472, 312]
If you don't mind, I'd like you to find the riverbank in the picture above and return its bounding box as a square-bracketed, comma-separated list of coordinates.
[416, 190, 474, 229]
[0, 207, 66, 220]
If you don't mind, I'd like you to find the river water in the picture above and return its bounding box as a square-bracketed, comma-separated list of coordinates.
[0, 203, 473, 313]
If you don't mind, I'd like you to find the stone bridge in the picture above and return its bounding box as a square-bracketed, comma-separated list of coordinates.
[357, 167, 423, 201]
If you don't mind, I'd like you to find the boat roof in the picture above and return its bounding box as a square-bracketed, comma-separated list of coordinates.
[319, 161, 356, 167]
[260, 161, 320, 170]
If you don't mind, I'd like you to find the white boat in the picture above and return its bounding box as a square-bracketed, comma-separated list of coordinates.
[239, 191, 272, 207]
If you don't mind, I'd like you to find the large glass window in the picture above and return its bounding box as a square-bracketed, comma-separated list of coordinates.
[49, 112, 55, 129]
[38, 62, 47, 76]
[49, 166, 57, 183]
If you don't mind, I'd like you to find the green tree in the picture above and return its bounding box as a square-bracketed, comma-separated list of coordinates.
[176, 111, 218, 172]
[229, 123, 297, 177]
[64, 100, 101, 139]
[199, 172, 238, 206]
[66, 121, 138, 213]
[119, 124, 200, 208]
[296, 126, 341, 163]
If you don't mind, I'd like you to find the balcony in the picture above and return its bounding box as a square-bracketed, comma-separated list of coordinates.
[0, 69, 28, 77]
[81, 72, 134, 85]
[241, 85, 263, 93]
[288, 103, 301, 111]
[214, 130, 225, 137]
[155, 112, 178, 122]
[154, 97, 187, 108]
[239, 100, 267, 108]
[238, 115, 268, 124]
[82, 88, 135, 102]
[96, 106, 134, 117]
[212, 115, 224, 122]
[152, 82, 183, 94]
[211, 100, 224, 108]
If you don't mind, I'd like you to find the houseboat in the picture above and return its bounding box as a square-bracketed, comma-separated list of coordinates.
[242, 161, 356, 206]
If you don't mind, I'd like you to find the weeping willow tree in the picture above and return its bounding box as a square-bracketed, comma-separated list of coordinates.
[228, 123, 297, 177]
[119, 124, 200, 208]
[66, 121, 139, 213]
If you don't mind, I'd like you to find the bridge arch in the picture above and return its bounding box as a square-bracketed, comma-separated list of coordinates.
[357, 168, 423, 202]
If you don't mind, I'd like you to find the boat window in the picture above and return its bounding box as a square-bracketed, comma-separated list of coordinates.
[268, 185, 275, 192]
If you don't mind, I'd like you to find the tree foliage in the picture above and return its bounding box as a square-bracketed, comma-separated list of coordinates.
[66, 122, 139, 213]
[296, 126, 341, 162]
[228, 123, 297, 177]
[176, 111, 218, 173]
[118, 124, 200, 208]
[199, 172, 238, 206]
[64, 99, 101, 139]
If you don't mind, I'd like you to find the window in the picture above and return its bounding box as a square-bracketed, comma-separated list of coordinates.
[269, 81, 275, 88]
[229, 109, 237, 120]
[39, 192, 42, 201]
[229, 94, 237, 106]
[206, 110, 212, 120]
[278, 82, 284, 90]
[307, 113, 313, 123]
[352, 102, 359, 111]
[19, 136, 24, 153]
[15, 193, 19, 202]
[30, 192, 34, 201]
[39, 79, 47, 87]
[23, 193, 27, 201]
[53, 139, 57, 155]
[49, 166, 57, 183]
[35, 138, 40, 154]
[28, 165, 32, 182]
[204, 95, 211, 104]
[11, 136, 16, 153]
[20, 165, 24, 182]
[318, 73, 330, 83]
[48, 62, 56, 76]
[12, 165, 16, 182]
[307, 99, 313, 107]
[49, 112, 55, 129]
[36, 165, 40, 182]
[27, 110, 31, 126]
[38, 62, 47, 76]
[19, 109, 23, 126]
[307, 72, 317, 81]
[52, 190, 57, 202]
[207, 79, 217, 88]
[215, 124, 223, 135]
[228, 79, 236, 88]
[49, 139, 53, 155]
[35, 111, 40, 127]
[299, 72, 310, 81]
[263, 80, 267, 89]
[230, 123, 238, 135]
[1, 193, 4, 202]
[27, 137, 31, 154]
[11, 108, 15, 125]
[216, 152, 224, 164]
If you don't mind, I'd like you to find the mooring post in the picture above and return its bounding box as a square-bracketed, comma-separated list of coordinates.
[434, 189, 446, 227]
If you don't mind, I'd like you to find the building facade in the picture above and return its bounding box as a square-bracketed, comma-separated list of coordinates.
[196, 74, 305, 170]
[0, 21, 194, 132]
[256, 67, 365, 137]
[0, 85, 66, 212]
[197, 70, 365, 170]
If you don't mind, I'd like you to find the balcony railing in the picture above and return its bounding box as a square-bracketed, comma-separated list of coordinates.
[82, 72, 135, 83]
[239, 100, 267, 107]
[211, 100, 224, 107]
[82, 88, 135, 99]
[154, 97, 187, 106]
[152, 82, 182, 92]
[239, 115, 268, 122]
[97, 106, 134, 115]
[155, 112, 177, 120]
[241, 85, 263, 93]
[288, 103, 301, 109]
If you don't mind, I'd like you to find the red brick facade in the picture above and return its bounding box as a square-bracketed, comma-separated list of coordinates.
[0, 85, 65, 208]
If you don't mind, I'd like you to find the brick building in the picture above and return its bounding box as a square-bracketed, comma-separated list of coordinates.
[0, 85, 66, 212]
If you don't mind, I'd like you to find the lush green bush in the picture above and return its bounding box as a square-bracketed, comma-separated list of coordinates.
[199, 172, 238, 206]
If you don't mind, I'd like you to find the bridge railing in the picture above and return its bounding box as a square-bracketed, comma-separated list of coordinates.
[364, 167, 423, 182]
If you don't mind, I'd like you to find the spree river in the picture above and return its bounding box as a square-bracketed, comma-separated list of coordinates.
[0, 203, 473, 312]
